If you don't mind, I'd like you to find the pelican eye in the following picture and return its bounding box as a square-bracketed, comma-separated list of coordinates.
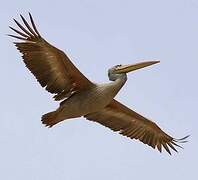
[115, 64, 122, 68]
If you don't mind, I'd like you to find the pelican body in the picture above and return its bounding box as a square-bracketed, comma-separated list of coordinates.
[9, 13, 188, 155]
[45, 67, 128, 124]
[44, 62, 157, 126]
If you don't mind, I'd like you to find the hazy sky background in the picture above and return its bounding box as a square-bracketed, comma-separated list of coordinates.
[1, 0, 197, 179]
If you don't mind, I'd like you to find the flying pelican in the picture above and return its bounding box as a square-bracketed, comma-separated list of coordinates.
[9, 13, 188, 155]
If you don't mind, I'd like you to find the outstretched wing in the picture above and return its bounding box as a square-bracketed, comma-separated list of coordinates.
[85, 99, 188, 155]
[9, 13, 94, 101]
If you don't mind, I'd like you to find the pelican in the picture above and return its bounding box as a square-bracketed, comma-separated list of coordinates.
[9, 13, 188, 155]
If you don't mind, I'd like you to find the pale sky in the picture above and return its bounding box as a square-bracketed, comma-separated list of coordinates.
[0, 0, 197, 179]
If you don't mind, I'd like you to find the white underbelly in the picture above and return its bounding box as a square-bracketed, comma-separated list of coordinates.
[57, 84, 119, 119]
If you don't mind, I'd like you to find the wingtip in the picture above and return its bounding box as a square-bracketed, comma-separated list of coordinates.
[28, 12, 41, 37]
[28, 12, 32, 17]
[13, 18, 17, 23]
[6, 34, 12, 37]
[174, 135, 190, 143]
[169, 135, 190, 153]
[20, 14, 26, 21]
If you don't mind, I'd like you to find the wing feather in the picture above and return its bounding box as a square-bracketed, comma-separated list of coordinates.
[85, 99, 188, 154]
[9, 13, 93, 100]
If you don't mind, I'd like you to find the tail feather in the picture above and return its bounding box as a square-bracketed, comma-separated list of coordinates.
[41, 111, 59, 128]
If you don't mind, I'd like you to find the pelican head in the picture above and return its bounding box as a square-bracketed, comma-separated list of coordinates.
[108, 61, 160, 81]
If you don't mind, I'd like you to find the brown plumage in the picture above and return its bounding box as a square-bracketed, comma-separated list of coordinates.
[9, 13, 92, 101]
[9, 13, 188, 155]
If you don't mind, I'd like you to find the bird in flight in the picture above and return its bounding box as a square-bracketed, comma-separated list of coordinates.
[9, 13, 188, 155]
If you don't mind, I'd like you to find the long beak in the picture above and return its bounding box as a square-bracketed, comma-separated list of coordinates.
[114, 61, 160, 74]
